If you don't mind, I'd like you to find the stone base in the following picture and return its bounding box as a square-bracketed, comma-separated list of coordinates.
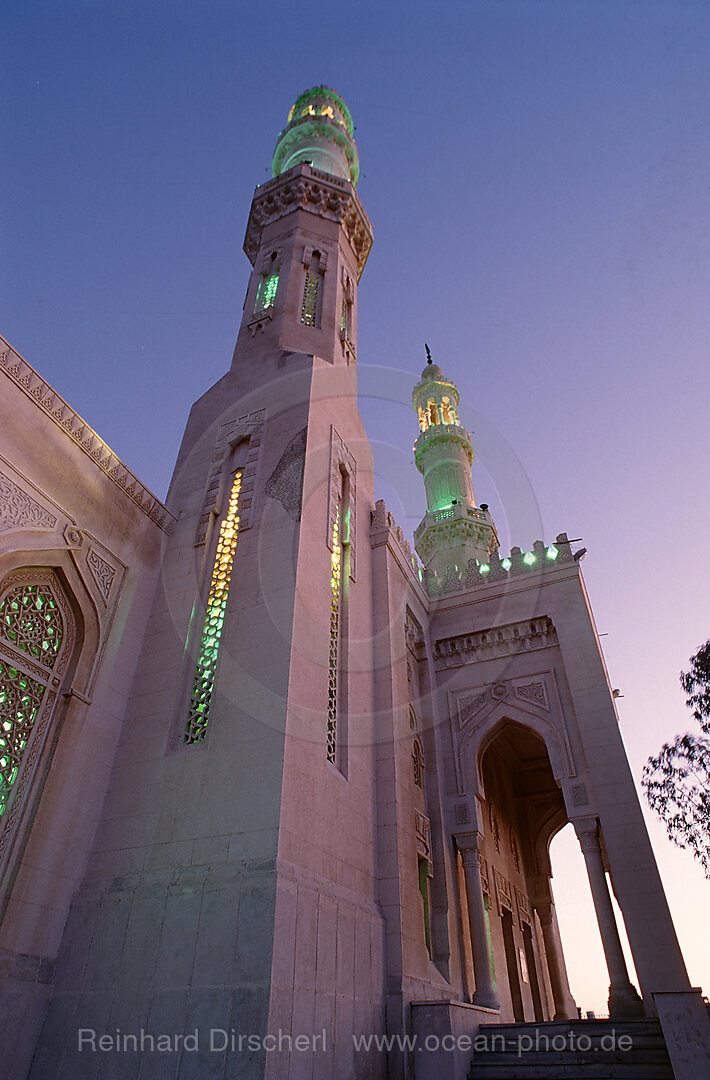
[653, 988, 710, 1080]
[608, 983, 645, 1018]
[411, 1000, 500, 1080]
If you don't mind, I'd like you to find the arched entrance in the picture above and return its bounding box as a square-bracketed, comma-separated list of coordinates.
[455, 719, 576, 1021]
[455, 716, 645, 1022]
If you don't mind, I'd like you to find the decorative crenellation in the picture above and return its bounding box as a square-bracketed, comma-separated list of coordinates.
[195, 409, 265, 545]
[0, 471, 57, 533]
[0, 338, 175, 534]
[425, 534, 575, 598]
[243, 164, 373, 281]
[370, 499, 425, 589]
[434, 615, 558, 669]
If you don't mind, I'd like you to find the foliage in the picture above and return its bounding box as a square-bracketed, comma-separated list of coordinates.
[642, 642, 710, 877]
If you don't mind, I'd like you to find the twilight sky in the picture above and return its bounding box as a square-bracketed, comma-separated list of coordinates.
[3, 0, 710, 1014]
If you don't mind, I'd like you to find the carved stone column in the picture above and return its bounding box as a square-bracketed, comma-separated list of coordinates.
[574, 818, 644, 1017]
[535, 898, 575, 1020]
[457, 833, 499, 1010]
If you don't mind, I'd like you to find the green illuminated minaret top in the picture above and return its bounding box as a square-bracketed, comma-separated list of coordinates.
[412, 349, 499, 576]
[272, 86, 359, 186]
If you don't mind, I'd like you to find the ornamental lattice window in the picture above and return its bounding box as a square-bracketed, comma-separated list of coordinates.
[326, 505, 342, 763]
[0, 574, 73, 821]
[301, 271, 320, 326]
[255, 271, 279, 314]
[185, 470, 243, 744]
[413, 738, 424, 789]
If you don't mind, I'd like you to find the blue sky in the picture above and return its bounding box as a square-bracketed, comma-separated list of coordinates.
[4, 0, 710, 1012]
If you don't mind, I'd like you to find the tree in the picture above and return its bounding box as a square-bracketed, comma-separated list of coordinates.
[642, 641, 710, 877]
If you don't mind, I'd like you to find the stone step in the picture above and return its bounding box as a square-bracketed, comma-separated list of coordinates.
[468, 1050, 671, 1065]
[476, 1020, 664, 1037]
[468, 1066, 674, 1079]
[473, 1037, 668, 1052]
[468, 1019, 674, 1080]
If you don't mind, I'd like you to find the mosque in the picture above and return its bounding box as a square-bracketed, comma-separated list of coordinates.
[1, 87, 708, 1080]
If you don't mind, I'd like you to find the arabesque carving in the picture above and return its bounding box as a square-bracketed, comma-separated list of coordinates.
[0, 471, 57, 533]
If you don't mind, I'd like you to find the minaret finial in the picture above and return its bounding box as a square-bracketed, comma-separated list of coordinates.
[425, 343, 432, 365]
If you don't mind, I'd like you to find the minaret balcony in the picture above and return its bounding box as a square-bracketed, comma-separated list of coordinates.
[414, 423, 474, 469]
[414, 501, 499, 567]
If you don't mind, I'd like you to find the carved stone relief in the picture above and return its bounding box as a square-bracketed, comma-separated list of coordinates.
[265, 427, 307, 521]
[87, 548, 117, 603]
[493, 867, 514, 918]
[434, 615, 558, 669]
[514, 680, 550, 711]
[0, 471, 57, 533]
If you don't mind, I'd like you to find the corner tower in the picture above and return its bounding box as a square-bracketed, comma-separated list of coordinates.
[412, 353, 498, 576]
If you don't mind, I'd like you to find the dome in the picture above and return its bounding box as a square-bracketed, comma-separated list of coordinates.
[272, 86, 359, 186]
[420, 362, 447, 382]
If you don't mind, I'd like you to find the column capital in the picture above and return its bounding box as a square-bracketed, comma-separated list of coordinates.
[574, 816, 601, 854]
[455, 831, 483, 867]
[534, 899, 554, 926]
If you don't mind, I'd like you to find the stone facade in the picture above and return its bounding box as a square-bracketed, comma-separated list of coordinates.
[0, 86, 708, 1080]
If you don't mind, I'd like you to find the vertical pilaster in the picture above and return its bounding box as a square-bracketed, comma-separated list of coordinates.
[534, 898, 576, 1020]
[575, 818, 644, 1017]
[456, 833, 499, 1010]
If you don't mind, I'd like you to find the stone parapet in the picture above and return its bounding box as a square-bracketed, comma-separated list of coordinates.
[370, 498, 427, 595]
[425, 533, 575, 599]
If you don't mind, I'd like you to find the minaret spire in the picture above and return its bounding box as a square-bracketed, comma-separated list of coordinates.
[412, 357, 498, 576]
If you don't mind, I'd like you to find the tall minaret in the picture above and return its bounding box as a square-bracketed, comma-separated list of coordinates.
[235, 86, 370, 373]
[412, 351, 498, 576]
[28, 88, 382, 1080]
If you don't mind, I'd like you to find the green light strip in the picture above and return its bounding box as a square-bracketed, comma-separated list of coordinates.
[327, 508, 342, 763]
[185, 471, 243, 744]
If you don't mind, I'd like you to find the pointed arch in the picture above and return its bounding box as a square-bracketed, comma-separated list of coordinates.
[455, 701, 575, 799]
[0, 550, 102, 914]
